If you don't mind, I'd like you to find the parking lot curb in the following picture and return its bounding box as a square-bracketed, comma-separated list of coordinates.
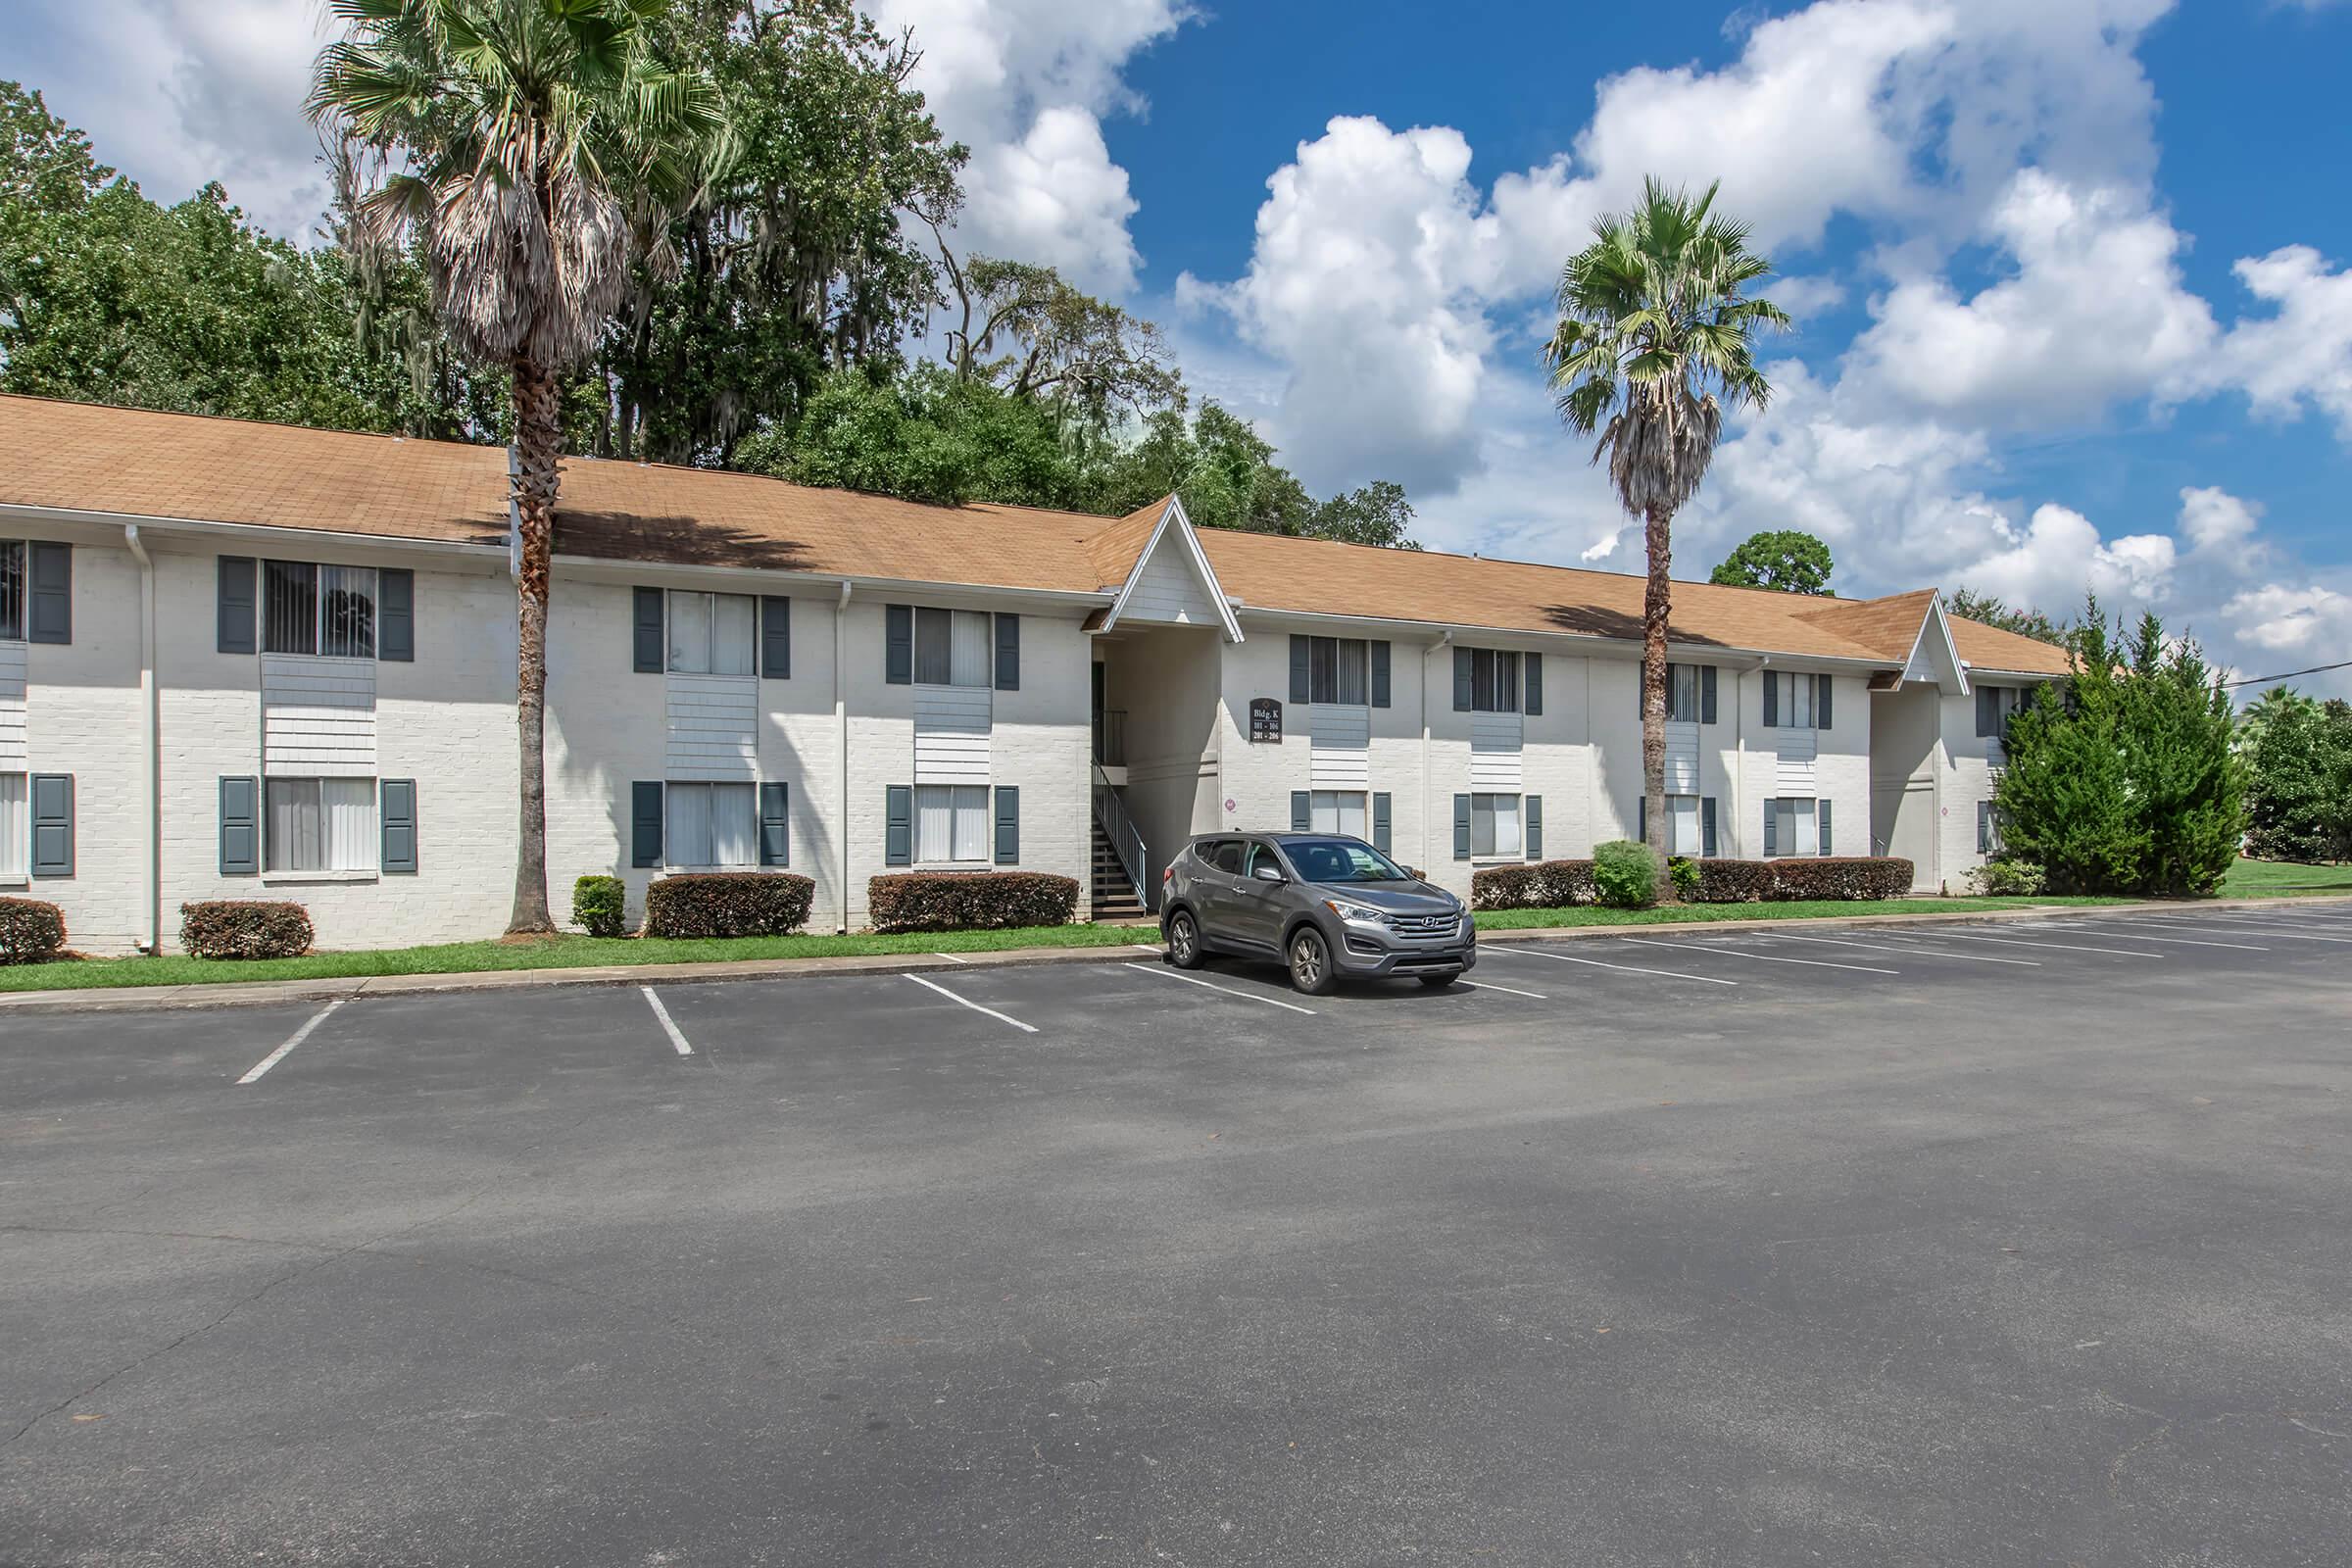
[3, 895, 2345, 1014]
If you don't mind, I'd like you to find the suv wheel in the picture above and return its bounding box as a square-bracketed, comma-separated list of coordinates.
[1164, 908, 1204, 969]
[1288, 926, 1336, 996]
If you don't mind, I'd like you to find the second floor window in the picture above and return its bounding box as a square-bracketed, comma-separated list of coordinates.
[1307, 636, 1369, 705]
[1470, 649, 1520, 712]
[0, 542, 21, 641]
[668, 591, 757, 676]
[914, 608, 993, 687]
[1666, 663, 1702, 722]
[265, 563, 377, 658]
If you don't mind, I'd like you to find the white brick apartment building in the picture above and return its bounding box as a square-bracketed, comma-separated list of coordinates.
[0, 395, 2069, 954]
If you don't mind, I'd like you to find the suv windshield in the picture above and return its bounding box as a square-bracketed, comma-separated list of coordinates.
[1283, 838, 1412, 884]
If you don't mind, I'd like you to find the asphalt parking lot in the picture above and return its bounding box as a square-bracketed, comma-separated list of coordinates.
[5, 904, 2351, 1567]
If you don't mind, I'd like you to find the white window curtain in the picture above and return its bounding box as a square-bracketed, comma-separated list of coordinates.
[265, 778, 377, 872]
[1666, 664, 1700, 722]
[915, 784, 988, 861]
[711, 595, 757, 676]
[0, 773, 25, 880]
[1310, 791, 1366, 839]
[1472, 793, 1521, 858]
[665, 782, 756, 867]
[668, 591, 712, 673]
[949, 611, 992, 688]
[1775, 672, 1815, 728]
[1772, 797, 1818, 858]
[1669, 795, 1702, 856]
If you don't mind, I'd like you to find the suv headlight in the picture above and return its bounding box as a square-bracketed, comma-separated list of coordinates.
[1323, 898, 1388, 927]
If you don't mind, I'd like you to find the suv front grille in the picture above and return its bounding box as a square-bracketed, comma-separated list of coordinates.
[1388, 911, 1460, 939]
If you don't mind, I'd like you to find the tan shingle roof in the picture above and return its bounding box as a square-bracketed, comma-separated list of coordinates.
[0, 394, 2071, 672]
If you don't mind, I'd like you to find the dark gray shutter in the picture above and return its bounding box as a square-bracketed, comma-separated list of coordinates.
[1637, 795, 1645, 846]
[1977, 685, 2000, 737]
[994, 612, 1020, 691]
[1289, 635, 1310, 703]
[1370, 641, 1391, 708]
[1523, 652, 1543, 716]
[29, 773, 72, 877]
[632, 588, 664, 673]
[1816, 673, 1833, 730]
[1978, 800, 1991, 855]
[886, 605, 913, 685]
[1702, 797, 1719, 858]
[378, 569, 416, 662]
[217, 557, 258, 655]
[27, 542, 70, 644]
[1763, 801, 1779, 858]
[760, 782, 790, 865]
[885, 785, 912, 865]
[994, 786, 1019, 864]
[1700, 664, 1718, 725]
[1453, 646, 1473, 710]
[1291, 790, 1311, 832]
[1763, 671, 1779, 727]
[219, 776, 261, 875]
[630, 782, 663, 867]
[1819, 798, 1834, 856]
[760, 597, 791, 679]
[1525, 795, 1544, 860]
[1372, 792, 1392, 854]
[1453, 794, 1472, 860]
[379, 779, 418, 873]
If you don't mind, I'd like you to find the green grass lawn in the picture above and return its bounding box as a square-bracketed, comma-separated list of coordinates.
[2221, 858, 2352, 897]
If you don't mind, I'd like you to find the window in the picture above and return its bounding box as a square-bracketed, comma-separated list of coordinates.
[0, 542, 21, 641]
[1767, 670, 1816, 728]
[1202, 839, 1244, 874]
[664, 781, 757, 866]
[1668, 795, 1703, 856]
[263, 562, 377, 658]
[914, 783, 989, 862]
[1471, 793, 1522, 858]
[1769, 797, 1823, 858]
[1470, 649, 1521, 712]
[913, 608, 993, 687]
[1241, 840, 1285, 881]
[0, 773, 24, 880]
[1306, 636, 1370, 705]
[1666, 664, 1702, 722]
[264, 778, 378, 872]
[1283, 838, 1409, 883]
[1977, 800, 2001, 856]
[667, 591, 757, 676]
[1976, 684, 2024, 739]
[1307, 790, 1367, 840]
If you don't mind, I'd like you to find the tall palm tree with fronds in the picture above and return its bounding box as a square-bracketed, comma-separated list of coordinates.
[1545, 177, 1788, 879]
[310, 0, 730, 933]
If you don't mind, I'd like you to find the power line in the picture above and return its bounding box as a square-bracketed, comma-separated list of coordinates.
[2224, 658, 2352, 689]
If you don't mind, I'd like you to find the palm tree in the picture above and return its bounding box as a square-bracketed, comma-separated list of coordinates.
[310, 0, 730, 932]
[1544, 177, 1788, 878]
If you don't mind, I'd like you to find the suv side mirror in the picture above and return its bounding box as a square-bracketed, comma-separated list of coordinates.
[1251, 862, 1286, 883]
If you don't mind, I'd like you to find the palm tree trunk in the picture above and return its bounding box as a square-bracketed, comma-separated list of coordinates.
[1642, 503, 1675, 900]
[507, 359, 561, 935]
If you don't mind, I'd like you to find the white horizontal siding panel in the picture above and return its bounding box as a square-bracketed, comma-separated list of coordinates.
[0, 641, 24, 765]
[1121, 544, 1217, 625]
[1310, 748, 1371, 789]
[666, 673, 757, 779]
[1776, 727, 1819, 794]
[1664, 720, 1700, 794]
[1307, 703, 1370, 789]
[1470, 710, 1524, 791]
[914, 682, 992, 784]
[264, 654, 376, 777]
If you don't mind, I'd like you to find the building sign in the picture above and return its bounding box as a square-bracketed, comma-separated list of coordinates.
[1249, 698, 1283, 744]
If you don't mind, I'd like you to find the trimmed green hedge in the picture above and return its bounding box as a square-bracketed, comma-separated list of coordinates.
[644, 873, 815, 939]
[0, 897, 67, 964]
[180, 900, 315, 959]
[1475, 855, 1915, 907]
[867, 871, 1081, 934]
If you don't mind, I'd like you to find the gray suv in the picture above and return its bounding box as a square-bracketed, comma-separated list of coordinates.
[1159, 832, 1477, 995]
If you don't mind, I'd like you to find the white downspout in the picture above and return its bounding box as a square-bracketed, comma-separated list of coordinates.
[835, 579, 853, 934]
[1422, 630, 1450, 875]
[122, 525, 160, 953]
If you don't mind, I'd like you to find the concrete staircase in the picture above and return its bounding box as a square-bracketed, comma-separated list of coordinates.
[1091, 820, 1149, 922]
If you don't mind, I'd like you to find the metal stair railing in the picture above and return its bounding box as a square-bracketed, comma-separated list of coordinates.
[1091, 763, 1152, 911]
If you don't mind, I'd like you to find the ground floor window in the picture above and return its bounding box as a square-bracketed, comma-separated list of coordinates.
[1307, 789, 1366, 839]
[265, 777, 377, 873]
[1977, 800, 2001, 856]
[0, 772, 24, 880]
[1471, 793, 1521, 858]
[666, 781, 758, 868]
[915, 783, 989, 863]
[1668, 795, 1704, 857]
[1767, 797, 1833, 858]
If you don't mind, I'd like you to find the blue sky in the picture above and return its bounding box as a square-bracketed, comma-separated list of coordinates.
[5, 0, 2350, 692]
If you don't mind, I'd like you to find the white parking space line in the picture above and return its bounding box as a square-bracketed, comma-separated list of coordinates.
[1132, 942, 1162, 954]
[1769, 932, 2040, 965]
[931, 952, 971, 963]
[1910, 930, 2160, 958]
[641, 987, 694, 1055]
[2041, 924, 2269, 952]
[1492, 947, 1739, 986]
[1454, 978, 1548, 1000]
[1619, 937, 1898, 975]
[1122, 962, 1318, 1015]
[236, 1001, 344, 1085]
[2137, 920, 2352, 944]
[903, 972, 1040, 1034]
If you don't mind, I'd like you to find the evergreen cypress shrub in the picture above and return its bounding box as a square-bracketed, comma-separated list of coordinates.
[1592, 840, 1659, 908]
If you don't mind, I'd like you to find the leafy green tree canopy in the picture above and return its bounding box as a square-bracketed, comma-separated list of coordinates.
[2240, 688, 2352, 863]
[1946, 586, 2062, 645]
[1709, 529, 1834, 594]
